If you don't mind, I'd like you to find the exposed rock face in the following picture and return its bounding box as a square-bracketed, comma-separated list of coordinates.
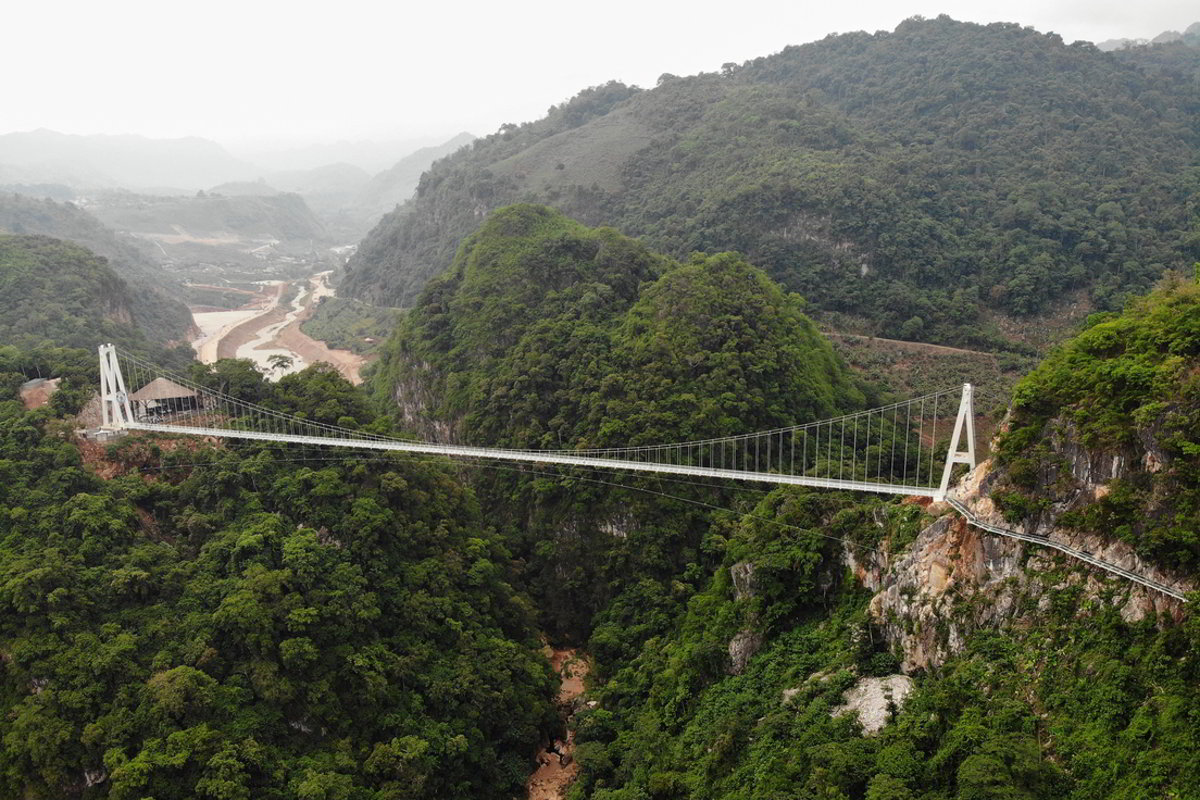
[865, 458, 1194, 674]
[866, 511, 1026, 673]
[730, 561, 758, 601]
[727, 629, 763, 675]
[956, 459, 1195, 614]
[831, 675, 914, 735]
[390, 358, 456, 442]
[598, 513, 636, 539]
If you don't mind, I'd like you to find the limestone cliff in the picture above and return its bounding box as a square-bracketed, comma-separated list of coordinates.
[856, 457, 1195, 674]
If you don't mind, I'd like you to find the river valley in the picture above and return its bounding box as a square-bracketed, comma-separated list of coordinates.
[189, 271, 366, 383]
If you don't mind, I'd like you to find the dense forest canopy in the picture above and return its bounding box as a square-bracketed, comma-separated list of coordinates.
[0, 359, 558, 799]
[1, 208, 1198, 799]
[342, 16, 1200, 349]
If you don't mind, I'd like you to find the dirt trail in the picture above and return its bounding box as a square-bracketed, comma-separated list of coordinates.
[528, 648, 589, 800]
[825, 331, 998, 358]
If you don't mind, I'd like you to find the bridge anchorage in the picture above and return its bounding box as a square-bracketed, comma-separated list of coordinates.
[96, 344, 1190, 602]
[98, 344, 976, 501]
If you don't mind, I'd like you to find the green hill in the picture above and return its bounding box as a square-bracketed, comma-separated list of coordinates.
[0, 234, 166, 353]
[372, 203, 862, 449]
[0, 194, 193, 343]
[342, 16, 1200, 350]
[372, 203, 864, 637]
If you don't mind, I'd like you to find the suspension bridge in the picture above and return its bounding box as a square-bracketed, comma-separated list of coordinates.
[96, 344, 1189, 602]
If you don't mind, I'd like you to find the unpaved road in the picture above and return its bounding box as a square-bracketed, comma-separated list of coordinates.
[527, 648, 589, 800]
[824, 332, 998, 359]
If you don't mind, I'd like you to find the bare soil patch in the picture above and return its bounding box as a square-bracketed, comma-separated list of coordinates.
[19, 378, 60, 410]
[214, 284, 289, 360]
[275, 303, 367, 384]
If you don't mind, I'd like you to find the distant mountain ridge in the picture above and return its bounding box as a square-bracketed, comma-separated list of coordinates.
[87, 191, 328, 244]
[340, 16, 1200, 349]
[357, 132, 475, 219]
[1097, 20, 1200, 51]
[204, 134, 477, 238]
[0, 130, 476, 239]
[0, 129, 256, 191]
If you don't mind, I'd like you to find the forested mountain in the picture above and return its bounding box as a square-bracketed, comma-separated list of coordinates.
[0, 194, 193, 343]
[374, 204, 861, 446]
[371, 203, 865, 636]
[0, 234, 181, 354]
[342, 16, 1200, 349]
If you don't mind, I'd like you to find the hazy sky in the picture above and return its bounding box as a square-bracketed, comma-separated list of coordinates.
[2, 0, 1195, 147]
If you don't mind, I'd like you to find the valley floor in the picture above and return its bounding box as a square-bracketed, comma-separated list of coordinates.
[189, 271, 366, 383]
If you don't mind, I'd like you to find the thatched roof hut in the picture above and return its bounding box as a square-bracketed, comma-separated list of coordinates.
[130, 377, 197, 403]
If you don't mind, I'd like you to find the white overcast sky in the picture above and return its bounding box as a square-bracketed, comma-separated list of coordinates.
[1, 0, 1195, 146]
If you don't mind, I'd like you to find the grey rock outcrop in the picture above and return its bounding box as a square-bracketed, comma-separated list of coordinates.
[727, 629, 763, 675]
[831, 674, 914, 735]
[730, 561, 758, 601]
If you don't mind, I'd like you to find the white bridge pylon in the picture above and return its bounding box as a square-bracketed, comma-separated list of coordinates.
[97, 344, 977, 500]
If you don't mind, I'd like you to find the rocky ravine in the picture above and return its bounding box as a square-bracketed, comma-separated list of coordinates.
[527, 648, 590, 800]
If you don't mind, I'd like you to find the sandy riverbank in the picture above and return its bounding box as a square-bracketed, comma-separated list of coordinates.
[191, 284, 282, 363]
[189, 273, 366, 384]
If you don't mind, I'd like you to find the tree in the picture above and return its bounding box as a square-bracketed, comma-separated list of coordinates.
[266, 354, 294, 375]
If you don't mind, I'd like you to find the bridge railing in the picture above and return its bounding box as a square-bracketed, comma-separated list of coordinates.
[98, 344, 977, 498]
